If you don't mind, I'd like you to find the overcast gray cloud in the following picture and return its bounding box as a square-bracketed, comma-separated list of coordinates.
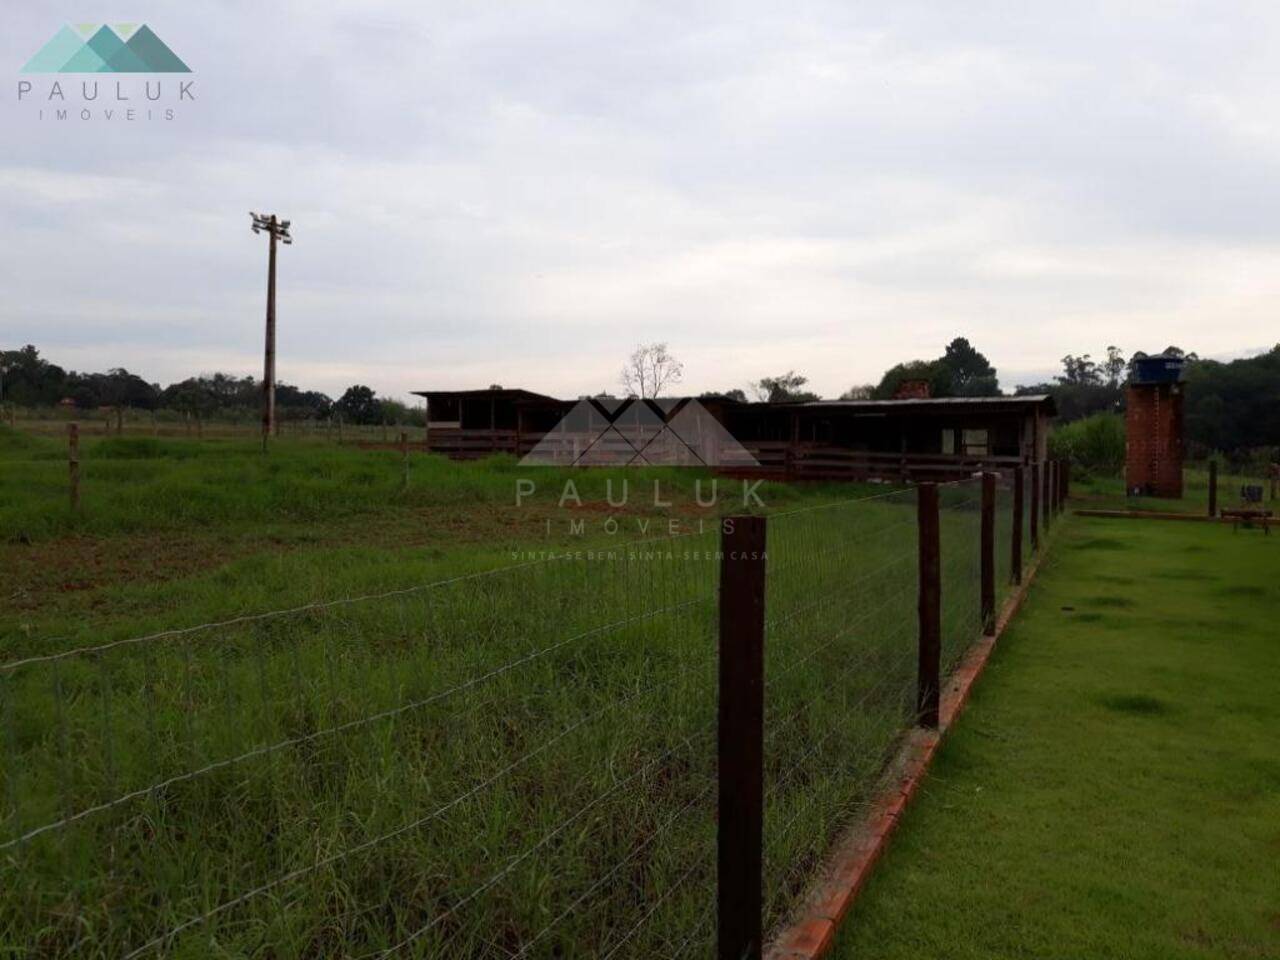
[3, 1, 1279, 401]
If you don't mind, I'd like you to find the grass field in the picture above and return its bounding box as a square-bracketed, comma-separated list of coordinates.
[830, 514, 1280, 959]
[0, 427, 1001, 957]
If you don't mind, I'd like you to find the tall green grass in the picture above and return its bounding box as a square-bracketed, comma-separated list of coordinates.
[0, 473, 1000, 959]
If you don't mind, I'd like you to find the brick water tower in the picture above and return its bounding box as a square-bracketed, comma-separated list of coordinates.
[1125, 353, 1186, 498]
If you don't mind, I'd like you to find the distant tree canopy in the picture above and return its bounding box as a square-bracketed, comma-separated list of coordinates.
[1016, 344, 1280, 454]
[1182, 345, 1280, 455]
[752, 371, 820, 403]
[699, 389, 748, 403]
[873, 337, 999, 399]
[334, 385, 380, 425]
[0, 345, 161, 409]
[0, 344, 433, 423]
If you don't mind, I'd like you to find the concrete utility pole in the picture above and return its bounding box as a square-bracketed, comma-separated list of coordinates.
[250, 212, 293, 451]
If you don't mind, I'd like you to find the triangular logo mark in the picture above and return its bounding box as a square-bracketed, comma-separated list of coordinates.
[520, 398, 760, 468]
[21, 23, 191, 73]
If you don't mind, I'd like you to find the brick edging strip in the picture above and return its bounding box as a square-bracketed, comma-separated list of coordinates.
[764, 531, 1055, 960]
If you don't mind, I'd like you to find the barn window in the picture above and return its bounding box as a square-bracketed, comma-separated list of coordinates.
[962, 429, 989, 455]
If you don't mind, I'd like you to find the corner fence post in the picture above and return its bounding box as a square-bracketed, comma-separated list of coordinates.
[718, 515, 767, 960]
[1208, 460, 1218, 518]
[68, 422, 80, 512]
[981, 473, 996, 635]
[1011, 466, 1024, 585]
[1030, 462, 1040, 552]
[916, 484, 941, 729]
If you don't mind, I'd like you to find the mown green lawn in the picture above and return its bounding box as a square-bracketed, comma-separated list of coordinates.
[831, 515, 1280, 959]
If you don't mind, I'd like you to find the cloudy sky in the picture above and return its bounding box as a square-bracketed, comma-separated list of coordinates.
[3, 2, 1278, 402]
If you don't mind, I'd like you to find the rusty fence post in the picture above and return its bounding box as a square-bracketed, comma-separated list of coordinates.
[718, 515, 767, 960]
[68, 422, 80, 512]
[916, 484, 941, 729]
[981, 473, 996, 635]
[1011, 466, 1024, 585]
[1030, 462, 1041, 552]
[1208, 460, 1218, 518]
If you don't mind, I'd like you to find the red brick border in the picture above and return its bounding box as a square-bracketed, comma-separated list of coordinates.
[765, 533, 1054, 960]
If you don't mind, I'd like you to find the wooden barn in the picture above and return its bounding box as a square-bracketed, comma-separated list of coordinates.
[412, 387, 1054, 481]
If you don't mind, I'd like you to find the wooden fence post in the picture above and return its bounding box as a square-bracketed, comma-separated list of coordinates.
[1061, 458, 1070, 503]
[1042, 461, 1053, 529]
[1208, 460, 1218, 518]
[1011, 466, 1024, 585]
[400, 431, 410, 490]
[916, 484, 941, 729]
[1030, 462, 1040, 552]
[68, 422, 80, 511]
[981, 473, 996, 636]
[718, 515, 767, 960]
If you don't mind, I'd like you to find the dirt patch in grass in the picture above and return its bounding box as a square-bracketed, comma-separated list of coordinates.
[1, 534, 246, 614]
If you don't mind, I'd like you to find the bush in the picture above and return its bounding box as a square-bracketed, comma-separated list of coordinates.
[1050, 413, 1126, 476]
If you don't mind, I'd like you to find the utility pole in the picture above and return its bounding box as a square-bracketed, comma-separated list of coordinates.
[250, 212, 292, 451]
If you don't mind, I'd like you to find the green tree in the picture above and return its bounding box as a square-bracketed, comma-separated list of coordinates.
[752, 371, 819, 403]
[873, 360, 952, 400]
[940, 337, 999, 396]
[335, 385, 381, 424]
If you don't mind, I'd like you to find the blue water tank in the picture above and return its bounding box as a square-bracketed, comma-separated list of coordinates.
[1131, 354, 1185, 384]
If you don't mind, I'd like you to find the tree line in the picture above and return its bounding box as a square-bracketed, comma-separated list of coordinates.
[7, 339, 1278, 452]
[0, 345, 422, 426]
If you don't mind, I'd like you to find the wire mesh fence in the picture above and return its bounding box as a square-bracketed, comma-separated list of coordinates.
[0, 466, 1063, 959]
[1, 529, 724, 958]
[938, 480, 984, 678]
[760, 487, 921, 930]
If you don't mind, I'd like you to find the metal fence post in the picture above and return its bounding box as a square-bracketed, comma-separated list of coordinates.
[1208, 460, 1218, 518]
[718, 515, 767, 960]
[916, 484, 941, 729]
[1011, 466, 1024, 585]
[981, 473, 996, 636]
[400, 431, 410, 490]
[1030, 462, 1040, 552]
